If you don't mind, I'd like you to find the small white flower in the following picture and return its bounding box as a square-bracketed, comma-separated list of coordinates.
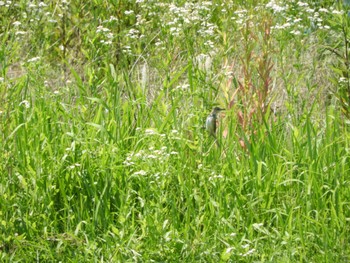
[243, 249, 256, 257]
[339, 77, 348, 83]
[124, 10, 134, 15]
[225, 247, 234, 254]
[15, 31, 26, 36]
[19, 100, 30, 108]
[109, 16, 118, 21]
[252, 223, 264, 229]
[123, 160, 135, 166]
[27, 57, 40, 63]
[170, 27, 179, 33]
[126, 28, 139, 39]
[290, 30, 301, 35]
[204, 40, 214, 48]
[235, 9, 247, 15]
[103, 40, 112, 45]
[96, 25, 110, 33]
[155, 40, 163, 47]
[134, 170, 147, 176]
[135, 152, 143, 158]
[153, 149, 161, 155]
[13, 21, 21, 26]
[332, 10, 344, 15]
[266, 2, 285, 13]
[175, 84, 190, 91]
[297, 2, 308, 7]
[282, 22, 291, 28]
[209, 175, 224, 180]
[106, 32, 113, 39]
[145, 128, 157, 135]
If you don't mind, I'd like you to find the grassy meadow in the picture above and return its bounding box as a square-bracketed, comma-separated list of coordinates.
[1, 0, 350, 261]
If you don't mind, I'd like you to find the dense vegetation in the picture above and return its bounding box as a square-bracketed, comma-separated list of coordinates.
[1, 0, 349, 261]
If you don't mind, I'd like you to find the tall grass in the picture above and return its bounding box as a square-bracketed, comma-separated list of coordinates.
[1, 0, 350, 262]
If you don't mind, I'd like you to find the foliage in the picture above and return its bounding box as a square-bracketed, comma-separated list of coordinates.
[1, 0, 350, 262]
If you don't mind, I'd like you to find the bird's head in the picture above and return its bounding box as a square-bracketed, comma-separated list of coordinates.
[212, 107, 225, 114]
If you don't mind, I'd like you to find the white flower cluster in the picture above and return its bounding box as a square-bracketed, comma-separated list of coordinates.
[123, 144, 178, 168]
[96, 25, 114, 45]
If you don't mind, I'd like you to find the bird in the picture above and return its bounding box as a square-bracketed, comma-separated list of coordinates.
[206, 107, 225, 146]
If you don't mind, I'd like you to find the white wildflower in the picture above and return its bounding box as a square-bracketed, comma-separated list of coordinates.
[297, 2, 308, 7]
[319, 8, 329, 13]
[27, 57, 40, 63]
[145, 128, 157, 135]
[96, 25, 110, 33]
[15, 31, 26, 36]
[19, 100, 30, 108]
[241, 244, 250, 249]
[339, 77, 348, 83]
[134, 170, 147, 176]
[109, 16, 118, 21]
[124, 10, 134, 15]
[243, 249, 256, 257]
[332, 10, 344, 15]
[290, 30, 301, 35]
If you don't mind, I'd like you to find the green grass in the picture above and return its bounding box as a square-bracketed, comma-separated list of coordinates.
[1, 0, 350, 262]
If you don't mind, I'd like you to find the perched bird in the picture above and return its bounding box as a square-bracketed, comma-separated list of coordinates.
[206, 107, 225, 145]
